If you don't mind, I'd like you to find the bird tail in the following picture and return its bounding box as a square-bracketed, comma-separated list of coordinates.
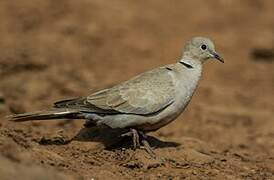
[8, 109, 80, 122]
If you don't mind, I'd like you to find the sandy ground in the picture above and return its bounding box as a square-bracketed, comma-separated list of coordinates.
[0, 0, 274, 179]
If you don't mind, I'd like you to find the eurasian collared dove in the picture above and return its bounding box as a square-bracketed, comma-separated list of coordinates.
[10, 37, 223, 156]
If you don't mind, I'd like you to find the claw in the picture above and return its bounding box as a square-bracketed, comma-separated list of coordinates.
[120, 131, 133, 137]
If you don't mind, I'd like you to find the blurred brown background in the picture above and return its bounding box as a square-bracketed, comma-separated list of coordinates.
[0, 0, 273, 179]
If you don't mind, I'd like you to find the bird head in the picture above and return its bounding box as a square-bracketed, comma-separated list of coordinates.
[182, 37, 224, 64]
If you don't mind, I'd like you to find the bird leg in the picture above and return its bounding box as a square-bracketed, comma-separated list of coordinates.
[121, 128, 140, 149]
[139, 131, 156, 158]
[121, 129, 156, 158]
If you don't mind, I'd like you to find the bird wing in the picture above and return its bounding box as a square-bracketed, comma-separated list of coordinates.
[55, 67, 175, 115]
[86, 67, 175, 115]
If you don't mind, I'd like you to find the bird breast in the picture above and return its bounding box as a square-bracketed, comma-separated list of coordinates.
[139, 66, 202, 132]
[165, 65, 202, 120]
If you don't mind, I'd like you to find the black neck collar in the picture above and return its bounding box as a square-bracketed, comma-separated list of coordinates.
[179, 61, 193, 69]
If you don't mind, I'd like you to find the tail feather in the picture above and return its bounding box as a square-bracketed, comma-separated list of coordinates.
[9, 109, 80, 122]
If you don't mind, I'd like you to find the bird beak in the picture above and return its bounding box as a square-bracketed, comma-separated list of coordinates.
[211, 51, 224, 63]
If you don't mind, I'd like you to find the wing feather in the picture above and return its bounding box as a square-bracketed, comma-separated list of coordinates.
[86, 67, 175, 115]
[54, 67, 175, 115]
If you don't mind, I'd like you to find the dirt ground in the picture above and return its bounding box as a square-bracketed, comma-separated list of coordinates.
[0, 0, 274, 179]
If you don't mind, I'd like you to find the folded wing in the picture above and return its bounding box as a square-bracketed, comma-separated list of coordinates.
[55, 68, 175, 115]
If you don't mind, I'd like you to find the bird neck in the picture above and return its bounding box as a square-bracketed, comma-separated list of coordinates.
[178, 58, 202, 69]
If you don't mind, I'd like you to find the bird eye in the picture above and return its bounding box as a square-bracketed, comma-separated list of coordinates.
[201, 44, 207, 50]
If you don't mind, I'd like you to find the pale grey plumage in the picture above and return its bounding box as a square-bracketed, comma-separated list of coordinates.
[86, 67, 175, 115]
[10, 37, 223, 133]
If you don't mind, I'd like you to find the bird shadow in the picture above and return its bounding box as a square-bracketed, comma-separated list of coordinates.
[39, 126, 180, 150]
[73, 126, 180, 150]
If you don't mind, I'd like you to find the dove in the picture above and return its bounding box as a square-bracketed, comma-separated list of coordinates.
[10, 37, 224, 156]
